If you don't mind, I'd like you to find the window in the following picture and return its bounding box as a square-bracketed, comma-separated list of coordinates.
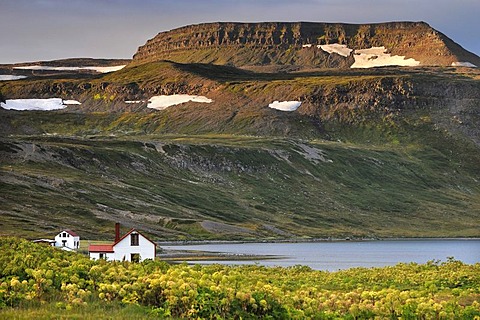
[99, 253, 105, 259]
[62, 232, 67, 237]
[131, 233, 139, 246]
[131, 253, 140, 263]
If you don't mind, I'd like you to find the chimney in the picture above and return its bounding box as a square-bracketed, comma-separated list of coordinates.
[115, 223, 120, 242]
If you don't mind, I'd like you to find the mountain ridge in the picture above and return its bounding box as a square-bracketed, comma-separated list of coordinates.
[132, 21, 480, 68]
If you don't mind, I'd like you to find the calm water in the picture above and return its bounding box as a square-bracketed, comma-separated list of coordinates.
[162, 239, 480, 271]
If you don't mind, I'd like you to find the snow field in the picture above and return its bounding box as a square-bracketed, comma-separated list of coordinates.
[268, 101, 302, 111]
[350, 47, 420, 68]
[318, 44, 353, 57]
[13, 65, 126, 73]
[147, 94, 213, 110]
[451, 62, 477, 68]
[0, 75, 27, 81]
[315, 43, 421, 68]
[0, 98, 81, 111]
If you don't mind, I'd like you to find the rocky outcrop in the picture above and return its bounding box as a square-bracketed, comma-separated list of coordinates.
[133, 21, 480, 68]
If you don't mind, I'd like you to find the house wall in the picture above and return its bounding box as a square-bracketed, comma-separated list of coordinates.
[89, 252, 115, 261]
[54, 232, 80, 249]
[113, 232, 155, 262]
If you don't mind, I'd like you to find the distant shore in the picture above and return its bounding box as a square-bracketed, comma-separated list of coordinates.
[159, 249, 281, 262]
[157, 237, 480, 247]
[157, 237, 480, 263]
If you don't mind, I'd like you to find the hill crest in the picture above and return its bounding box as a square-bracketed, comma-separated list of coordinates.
[132, 21, 480, 68]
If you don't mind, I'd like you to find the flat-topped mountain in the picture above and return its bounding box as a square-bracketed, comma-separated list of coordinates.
[133, 21, 480, 69]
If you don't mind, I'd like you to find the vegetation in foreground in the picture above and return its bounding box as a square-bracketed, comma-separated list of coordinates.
[1, 238, 479, 319]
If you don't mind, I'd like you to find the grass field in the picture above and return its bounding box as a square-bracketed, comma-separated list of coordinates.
[1, 130, 479, 240]
[1, 238, 479, 319]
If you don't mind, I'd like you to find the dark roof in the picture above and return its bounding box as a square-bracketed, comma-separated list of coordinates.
[88, 244, 114, 253]
[60, 229, 79, 237]
[113, 228, 156, 247]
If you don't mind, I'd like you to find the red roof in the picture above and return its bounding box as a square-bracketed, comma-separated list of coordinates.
[88, 228, 156, 254]
[88, 244, 114, 253]
[62, 229, 79, 237]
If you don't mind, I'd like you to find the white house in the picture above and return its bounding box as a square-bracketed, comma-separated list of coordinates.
[88, 223, 156, 262]
[54, 229, 80, 251]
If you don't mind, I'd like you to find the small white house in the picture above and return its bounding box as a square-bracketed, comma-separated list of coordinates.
[54, 229, 80, 251]
[89, 224, 156, 262]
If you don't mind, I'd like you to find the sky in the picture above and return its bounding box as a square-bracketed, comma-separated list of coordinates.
[1, 0, 479, 64]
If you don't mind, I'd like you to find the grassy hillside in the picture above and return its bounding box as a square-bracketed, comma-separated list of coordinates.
[2, 63, 479, 140]
[1, 131, 479, 240]
[1, 62, 479, 240]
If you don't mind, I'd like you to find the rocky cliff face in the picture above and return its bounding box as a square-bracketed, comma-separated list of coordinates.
[133, 21, 480, 68]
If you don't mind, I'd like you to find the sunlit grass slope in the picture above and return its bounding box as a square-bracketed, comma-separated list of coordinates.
[1, 131, 479, 239]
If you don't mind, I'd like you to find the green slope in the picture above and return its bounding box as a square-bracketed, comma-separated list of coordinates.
[1, 132, 479, 239]
[1, 61, 479, 240]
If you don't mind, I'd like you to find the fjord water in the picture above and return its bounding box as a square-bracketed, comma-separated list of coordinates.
[163, 239, 480, 271]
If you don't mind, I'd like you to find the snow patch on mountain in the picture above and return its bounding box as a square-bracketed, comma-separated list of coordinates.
[351, 47, 420, 68]
[0, 98, 81, 111]
[14, 65, 126, 73]
[63, 100, 81, 105]
[147, 94, 213, 110]
[0, 75, 27, 81]
[318, 43, 421, 68]
[318, 44, 352, 57]
[451, 62, 477, 68]
[268, 101, 302, 111]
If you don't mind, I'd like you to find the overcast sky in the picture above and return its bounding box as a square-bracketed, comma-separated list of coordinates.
[1, 0, 479, 64]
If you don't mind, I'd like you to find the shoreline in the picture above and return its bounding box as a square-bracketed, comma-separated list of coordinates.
[159, 249, 282, 262]
[157, 237, 480, 246]
[158, 238, 480, 263]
